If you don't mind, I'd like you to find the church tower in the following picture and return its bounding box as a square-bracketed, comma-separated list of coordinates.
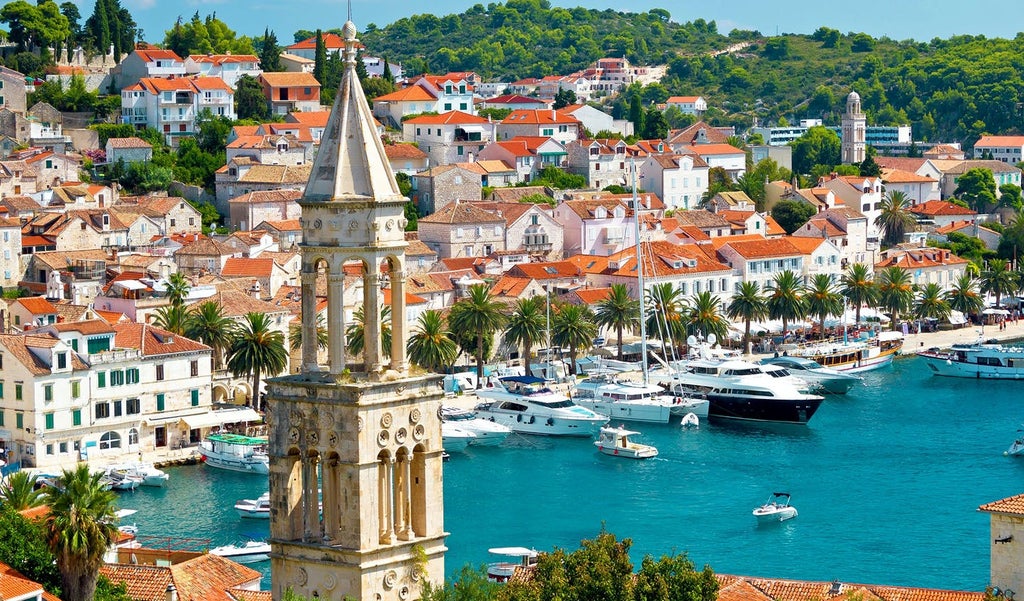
[266, 19, 446, 600]
[841, 90, 866, 164]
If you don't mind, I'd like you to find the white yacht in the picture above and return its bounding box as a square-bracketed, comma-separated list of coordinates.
[920, 337, 1024, 379]
[440, 406, 512, 446]
[198, 433, 269, 474]
[759, 355, 862, 394]
[209, 540, 271, 563]
[105, 461, 170, 487]
[572, 371, 708, 423]
[474, 376, 609, 437]
[594, 426, 658, 459]
[441, 422, 477, 452]
[753, 492, 798, 524]
[652, 358, 825, 425]
[235, 492, 270, 519]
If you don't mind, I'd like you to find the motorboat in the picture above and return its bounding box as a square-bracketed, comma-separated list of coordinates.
[759, 355, 862, 394]
[1006, 436, 1024, 457]
[487, 547, 539, 583]
[784, 331, 903, 373]
[115, 509, 138, 536]
[105, 462, 169, 487]
[920, 336, 1024, 379]
[441, 422, 477, 452]
[572, 371, 708, 423]
[753, 492, 798, 524]
[103, 468, 143, 491]
[680, 412, 700, 428]
[235, 492, 270, 519]
[440, 406, 512, 446]
[209, 540, 271, 563]
[198, 433, 269, 474]
[652, 358, 825, 425]
[474, 376, 609, 437]
[594, 426, 658, 459]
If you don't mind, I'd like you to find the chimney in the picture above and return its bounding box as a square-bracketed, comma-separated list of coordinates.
[166, 583, 178, 601]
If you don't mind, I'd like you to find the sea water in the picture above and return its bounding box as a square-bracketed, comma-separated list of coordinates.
[120, 355, 1024, 591]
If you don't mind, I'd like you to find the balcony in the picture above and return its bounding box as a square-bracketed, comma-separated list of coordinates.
[90, 348, 142, 364]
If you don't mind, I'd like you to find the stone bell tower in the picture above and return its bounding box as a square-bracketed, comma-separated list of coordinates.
[841, 90, 866, 165]
[266, 19, 446, 601]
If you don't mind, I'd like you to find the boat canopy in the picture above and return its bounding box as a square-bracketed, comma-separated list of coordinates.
[489, 547, 538, 557]
[499, 375, 546, 385]
[206, 433, 268, 445]
[183, 407, 261, 429]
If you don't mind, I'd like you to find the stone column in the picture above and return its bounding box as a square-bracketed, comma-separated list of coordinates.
[300, 270, 318, 372]
[394, 455, 407, 539]
[378, 459, 389, 544]
[322, 458, 338, 542]
[390, 269, 408, 373]
[328, 273, 346, 374]
[363, 272, 383, 374]
[301, 455, 315, 542]
[399, 453, 413, 540]
[381, 457, 395, 544]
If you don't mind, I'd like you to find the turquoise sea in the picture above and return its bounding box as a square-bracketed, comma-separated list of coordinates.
[119, 355, 1024, 591]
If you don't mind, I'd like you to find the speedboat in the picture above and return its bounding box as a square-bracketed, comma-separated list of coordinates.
[441, 422, 476, 452]
[199, 433, 269, 474]
[235, 492, 270, 519]
[487, 547, 539, 583]
[753, 492, 798, 523]
[103, 468, 143, 491]
[920, 336, 1024, 379]
[572, 371, 708, 423]
[106, 462, 170, 487]
[1006, 429, 1024, 457]
[594, 426, 658, 459]
[759, 355, 862, 394]
[209, 540, 271, 563]
[785, 331, 903, 373]
[680, 412, 700, 428]
[652, 358, 825, 425]
[440, 406, 512, 446]
[474, 376, 609, 437]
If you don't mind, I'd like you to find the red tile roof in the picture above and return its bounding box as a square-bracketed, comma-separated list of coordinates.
[911, 200, 976, 216]
[875, 248, 969, 270]
[222, 257, 275, 278]
[107, 136, 153, 149]
[721, 237, 803, 259]
[383, 143, 429, 160]
[502, 109, 579, 126]
[0, 560, 45, 600]
[259, 72, 320, 88]
[404, 110, 489, 125]
[374, 86, 436, 102]
[15, 296, 58, 315]
[980, 492, 1024, 515]
[113, 323, 211, 357]
[975, 135, 1024, 147]
[287, 32, 351, 50]
[135, 48, 183, 63]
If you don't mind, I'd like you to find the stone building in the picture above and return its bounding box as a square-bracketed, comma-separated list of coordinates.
[410, 164, 483, 217]
[980, 493, 1024, 597]
[266, 21, 446, 601]
[841, 91, 866, 164]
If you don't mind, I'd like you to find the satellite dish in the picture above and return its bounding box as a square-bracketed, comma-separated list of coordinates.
[707, 333, 717, 345]
[686, 335, 697, 347]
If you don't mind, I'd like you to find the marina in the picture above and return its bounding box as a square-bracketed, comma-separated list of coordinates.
[119, 351, 1024, 591]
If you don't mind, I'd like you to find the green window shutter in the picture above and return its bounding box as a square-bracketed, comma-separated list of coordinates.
[191, 389, 199, 406]
[71, 339, 78, 351]
[72, 409, 81, 426]
[71, 380, 80, 398]
[156, 393, 165, 411]
[0, 411, 5, 426]
[44, 385, 52, 401]
[45, 413, 53, 429]
[15, 413, 22, 429]
[0, 381, 5, 399]
[98, 372, 106, 388]
[15, 384, 21, 400]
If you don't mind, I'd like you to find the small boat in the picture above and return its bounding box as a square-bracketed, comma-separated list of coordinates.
[759, 355, 862, 394]
[115, 509, 138, 536]
[753, 492, 798, 524]
[440, 406, 512, 446]
[1006, 430, 1024, 457]
[680, 413, 700, 428]
[209, 540, 271, 563]
[103, 468, 143, 491]
[487, 547, 538, 582]
[235, 492, 271, 519]
[441, 423, 477, 452]
[594, 426, 658, 459]
[198, 433, 269, 474]
[920, 336, 1024, 379]
[106, 462, 170, 487]
[474, 375, 609, 437]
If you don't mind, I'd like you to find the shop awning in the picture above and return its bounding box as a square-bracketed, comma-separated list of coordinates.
[143, 411, 205, 426]
[182, 407, 261, 430]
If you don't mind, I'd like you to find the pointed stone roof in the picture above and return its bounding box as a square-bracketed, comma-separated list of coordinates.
[302, 21, 404, 204]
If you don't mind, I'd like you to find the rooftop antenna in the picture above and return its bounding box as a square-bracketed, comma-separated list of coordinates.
[347, 0, 352, 22]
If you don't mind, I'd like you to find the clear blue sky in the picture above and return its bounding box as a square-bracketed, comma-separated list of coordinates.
[107, 0, 1022, 46]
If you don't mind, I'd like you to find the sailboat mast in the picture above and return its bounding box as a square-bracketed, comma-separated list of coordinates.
[631, 160, 650, 381]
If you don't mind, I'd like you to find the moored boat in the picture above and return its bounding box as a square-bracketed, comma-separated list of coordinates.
[441, 423, 476, 452]
[198, 433, 269, 475]
[594, 426, 658, 459]
[209, 540, 271, 563]
[784, 331, 903, 373]
[920, 338, 1024, 379]
[474, 376, 609, 437]
[759, 355, 862, 394]
[487, 547, 538, 582]
[753, 492, 798, 524]
[105, 462, 169, 487]
[440, 406, 512, 446]
[572, 371, 709, 423]
[235, 492, 270, 519]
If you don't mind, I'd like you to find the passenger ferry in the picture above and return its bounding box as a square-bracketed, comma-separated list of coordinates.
[919, 337, 1024, 379]
[785, 331, 904, 373]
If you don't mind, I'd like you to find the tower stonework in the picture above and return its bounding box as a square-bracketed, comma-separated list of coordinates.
[266, 20, 446, 601]
[841, 90, 866, 164]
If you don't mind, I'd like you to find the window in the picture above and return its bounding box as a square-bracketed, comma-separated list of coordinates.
[72, 409, 81, 426]
[542, 128, 554, 136]
[126, 368, 139, 385]
[126, 398, 140, 415]
[70, 339, 77, 352]
[15, 412, 22, 429]
[191, 389, 200, 406]
[15, 383, 21, 400]
[114, 400, 122, 417]
[57, 353, 66, 369]
[44, 385, 52, 401]
[110, 370, 124, 386]
[99, 431, 121, 450]
[95, 402, 110, 419]
[156, 364, 165, 381]
[156, 393, 165, 411]
[46, 444, 53, 455]
[97, 372, 106, 388]
[0, 411, 3, 426]
[443, 103, 452, 111]
[87, 337, 109, 354]
[129, 428, 138, 446]
[191, 360, 199, 377]
[45, 413, 53, 430]
[59, 442, 67, 453]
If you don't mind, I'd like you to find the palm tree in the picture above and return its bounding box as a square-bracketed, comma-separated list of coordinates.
[727, 281, 768, 353]
[43, 464, 119, 601]
[840, 263, 879, 324]
[503, 297, 546, 377]
[448, 284, 506, 387]
[164, 271, 191, 307]
[594, 284, 640, 360]
[0, 471, 41, 510]
[152, 304, 189, 336]
[874, 189, 917, 247]
[346, 305, 392, 360]
[288, 314, 329, 353]
[685, 291, 729, 343]
[876, 266, 915, 330]
[981, 258, 1019, 307]
[767, 270, 806, 336]
[915, 282, 952, 321]
[407, 310, 458, 373]
[805, 274, 845, 337]
[946, 273, 985, 322]
[550, 303, 597, 376]
[645, 282, 686, 356]
[185, 301, 237, 370]
[226, 312, 287, 409]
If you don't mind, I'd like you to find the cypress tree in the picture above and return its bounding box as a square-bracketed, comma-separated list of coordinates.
[90, 0, 110, 59]
[313, 30, 326, 85]
[382, 56, 393, 82]
[260, 28, 282, 72]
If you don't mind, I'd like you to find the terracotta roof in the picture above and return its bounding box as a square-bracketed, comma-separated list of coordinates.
[785, 236, 828, 254]
[570, 241, 731, 277]
[435, 257, 481, 272]
[484, 94, 547, 105]
[187, 54, 259, 65]
[405, 238, 436, 257]
[875, 157, 930, 172]
[490, 186, 551, 202]
[469, 201, 536, 226]
[722, 237, 803, 259]
[176, 236, 237, 256]
[373, 86, 437, 102]
[222, 257, 275, 278]
[942, 159, 1021, 175]
[573, 287, 612, 304]
[384, 143, 428, 160]
[980, 492, 1024, 515]
[763, 215, 785, 236]
[649, 153, 710, 170]
[95, 309, 127, 324]
[667, 121, 730, 145]
[0, 333, 85, 375]
[231, 125, 260, 137]
[207, 289, 289, 317]
[501, 109, 579, 125]
[490, 275, 533, 297]
[911, 201, 976, 217]
[975, 135, 1024, 147]
[42, 319, 115, 335]
[419, 201, 504, 225]
[228, 589, 272, 601]
[673, 209, 731, 229]
[227, 189, 303, 205]
[257, 219, 301, 232]
[0, 560, 45, 600]
[286, 111, 330, 127]
[107, 136, 152, 149]
[678, 143, 745, 156]
[667, 95, 703, 103]
[114, 323, 210, 356]
[881, 168, 936, 184]
[509, 261, 581, 280]
[405, 110, 489, 125]
[875, 248, 969, 270]
[102, 554, 261, 601]
[234, 164, 312, 185]
[934, 220, 997, 236]
[15, 296, 58, 315]
[135, 48, 183, 63]
[259, 71, 320, 87]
